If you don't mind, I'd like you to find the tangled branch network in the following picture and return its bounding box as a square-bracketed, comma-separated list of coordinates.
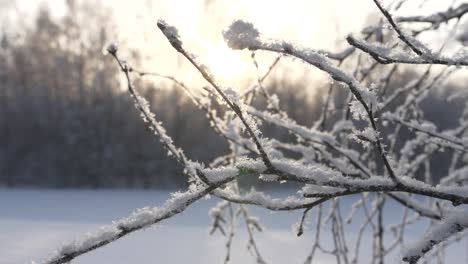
[43, 1, 468, 264]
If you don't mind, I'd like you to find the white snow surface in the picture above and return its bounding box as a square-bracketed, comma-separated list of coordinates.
[0, 189, 466, 264]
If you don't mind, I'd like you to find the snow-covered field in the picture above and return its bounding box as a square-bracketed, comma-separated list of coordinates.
[0, 189, 465, 264]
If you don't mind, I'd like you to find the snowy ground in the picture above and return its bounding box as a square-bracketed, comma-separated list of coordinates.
[0, 189, 465, 264]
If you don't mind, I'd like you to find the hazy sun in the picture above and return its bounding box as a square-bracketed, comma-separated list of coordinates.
[200, 41, 251, 83]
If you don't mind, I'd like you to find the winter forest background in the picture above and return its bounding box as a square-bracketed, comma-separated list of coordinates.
[1, 0, 465, 189]
[0, 0, 336, 189]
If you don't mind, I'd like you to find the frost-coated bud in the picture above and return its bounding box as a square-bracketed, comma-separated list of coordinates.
[157, 20, 183, 52]
[223, 20, 260, 50]
[106, 43, 118, 55]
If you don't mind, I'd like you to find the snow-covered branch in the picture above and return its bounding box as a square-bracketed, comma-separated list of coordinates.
[44, 184, 223, 264]
[42, 2, 468, 263]
[347, 35, 468, 66]
[157, 20, 277, 174]
[403, 211, 468, 263]
[223, 19, 401, 184]
[396, 3, 468, 25]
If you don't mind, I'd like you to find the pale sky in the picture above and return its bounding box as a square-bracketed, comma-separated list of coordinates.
[4, 0, 464, 89]
[109, 0, 378, 87]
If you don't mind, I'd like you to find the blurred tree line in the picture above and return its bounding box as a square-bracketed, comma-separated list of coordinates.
[0, 1, 321, 188]
[0, 1, 464, 189]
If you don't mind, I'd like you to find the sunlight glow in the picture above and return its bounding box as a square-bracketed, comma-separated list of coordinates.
[200, 41, 251, 83]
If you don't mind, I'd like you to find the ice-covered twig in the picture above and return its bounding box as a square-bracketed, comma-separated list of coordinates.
[303, 205, 324, 263]
[388, 193, 441, 220]
[223, 20, 401, 184]
[44, 183, 229, 264]
[250, 52, 284, 115]
[441, 166, 468, 186]
[349, 194, 379, 264]
[223, 21, 377, 112]
[241, 55, 281, 100]
[214, 187, 329, 211]
[347, 35, 468, 66]
[134, 69, 260, 155]
[157, 20, 277, 174]
[239, 206, 267, 264]
[202, 159, 468, 206]
[383, 113, 468, 152]
[396, 3, 468, 25]
[223, 204, 236, 264]
[348, 1, 468, 67]
[372, 0, 427, 56]
[108, 46, 193, 169]
[402, 211, 468, 263]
